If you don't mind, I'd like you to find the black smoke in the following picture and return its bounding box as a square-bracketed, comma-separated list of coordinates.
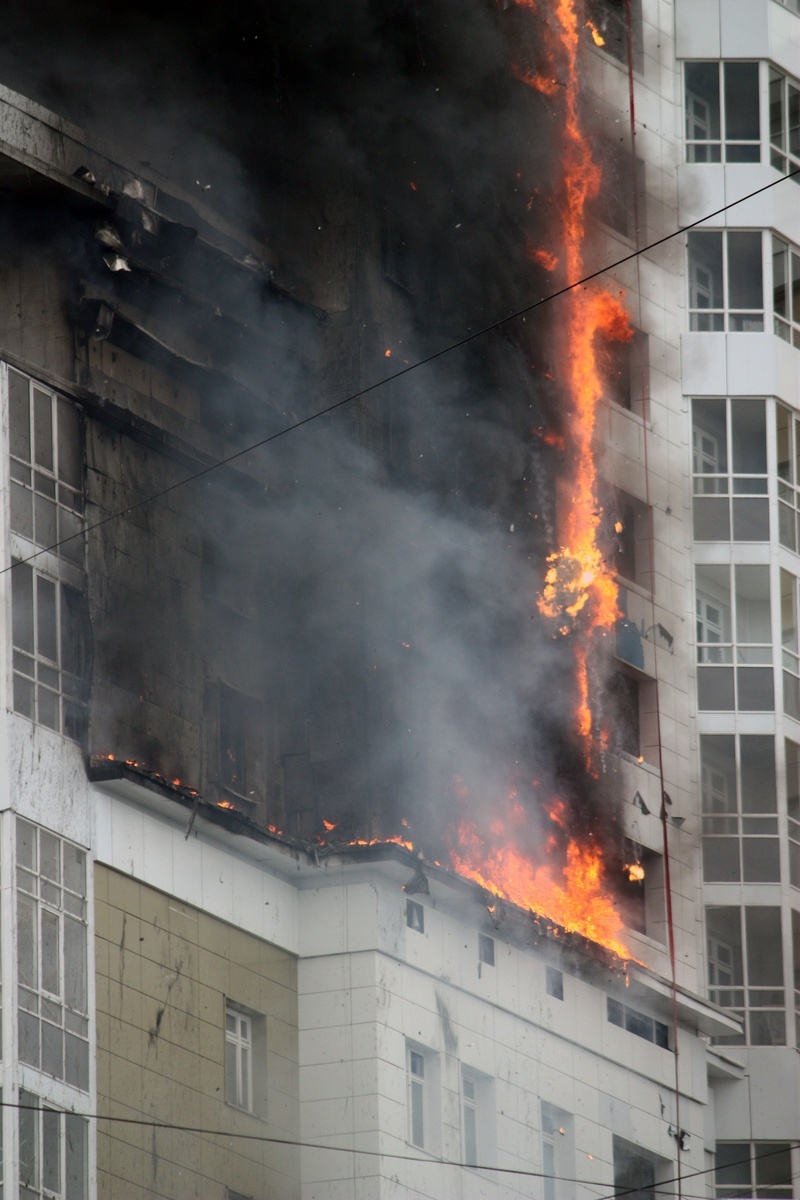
[2, 0, 628, 877]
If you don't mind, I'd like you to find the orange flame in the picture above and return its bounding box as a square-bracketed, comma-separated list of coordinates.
[586, 20, 605, 46]
[450, 820, 630, 959]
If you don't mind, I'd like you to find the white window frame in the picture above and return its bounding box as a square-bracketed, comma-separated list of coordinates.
[406, 1046, 426, 1148]
[225, 1005, 254, 1113]
[18, 1089, 88, 1200]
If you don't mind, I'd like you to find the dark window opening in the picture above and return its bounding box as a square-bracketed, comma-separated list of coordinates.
[546, 966, 563, 1000]
[478, 933, 494, 966]
[610, 490, 652, 591]
[613, 1137, 659, 1200]
[605, 329, 648, 415]
[406, 899, 425, 932]
[215, 684, 266, 805]
[585, 0, 643, 71]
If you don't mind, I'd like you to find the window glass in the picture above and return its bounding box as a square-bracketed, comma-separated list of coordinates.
[724, 63, 760, 148]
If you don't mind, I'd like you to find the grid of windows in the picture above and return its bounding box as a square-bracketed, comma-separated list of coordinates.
[225, 1006, 253, 1113]
[692, 399, 768, 542]
[7, 365, 88, 741]
[715, 1142, 793, 1198]
[688, 231, 764, 332]
[695, 564, 773, 711]
[685, 62, 760, 162]
[700, 735, 780, 882]
[19, 1091, 88, 1200]
[17, 820, 89, 1091]
[706, 906, 785, 1046]
[769, 66, 800, 181]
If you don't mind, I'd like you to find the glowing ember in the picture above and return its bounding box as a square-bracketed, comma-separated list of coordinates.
[627, 862, 645, 883]
[526, 243, 559, 272]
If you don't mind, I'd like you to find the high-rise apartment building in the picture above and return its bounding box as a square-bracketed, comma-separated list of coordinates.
[0, 1, 798, 1198]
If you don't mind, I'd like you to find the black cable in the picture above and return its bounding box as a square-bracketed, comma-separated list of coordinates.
[2, 1098, 796, 1193]
[1, 165, 799, 580]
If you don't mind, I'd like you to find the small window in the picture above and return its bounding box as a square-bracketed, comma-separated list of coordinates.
[584, 0, 643, 70]
[225, 1004, 255, 1112]
[546, 966, 564, 1000]
[407, 1047, 426, 1148]
[607, 997, 669, 1048]
[406, 899, 424, 932]
[478, 933, 494, 966]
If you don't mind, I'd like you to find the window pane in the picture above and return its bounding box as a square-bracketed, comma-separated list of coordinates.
[740, 736, 776, 811]
[724, 62, 759, 141]
[727, 232, 763, 311]
[57, 399, 82, 490]
[771, 69, 786, 149]
[707, 907, 744, 989]
[693, 398, 728, 473]
[12, 561, 34, 654]
[686, 62, 721, 140]
[731, 400, 766, 474]
[750, 1010, 785, 1044]
[36, 576, 57, 663]
[41, 908, 60, 995]
[33, 388, 53, 471]
[774, 238, 789, 317]
[735, 565, 770, 644]
[697, 666, 735, 710]
[19, 1091, 38, 1189]
[716, 1143, 751, 1190]
[64, 918, 87, 1013]
[701, 735, 736, 811]
[732, 498, 769, 540]
[693, 497, 730, 540]
[697, 564, 732, 649]
[464, 1099, 477, 1166]
[755, 1143, 793, 1188]
[65, 1114, 88, 1200]
[742, 838, 780, 881]
[410, 1078, 424, 1147]
[10, 368, 31, 461]
[42, 1108, 60, 1194]
[746, 908, 783, 985]
[689, 231, 724, 309]
[736, 667, 774, 710]
[702, 838, 740, 882]
[18, 892, 38, 988]
[225, 1038, 238, 1102]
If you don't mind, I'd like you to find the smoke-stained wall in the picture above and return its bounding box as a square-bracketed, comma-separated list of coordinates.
[0, 0, 639, 884]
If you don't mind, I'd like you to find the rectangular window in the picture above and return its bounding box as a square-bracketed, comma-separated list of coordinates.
[685, 62, 760, 163]
[406, 1046, 426, 1148]
[8, 366, 89, 743]
[8, 367, 84, 566]
[19, 1090, 88, 1200]
[788, 739, 800, 892]
[478, 933, 494, 966]
[772, 235, 800, 347]
[546, 966, 564, 1000]
[715, 1141, 793, 1198]
[17, 820, 89, 1091]
[706, 906, 785, 1045]
[607, 998, 669, 1048]
[584, 0, 643, 71]
[701, 735, 779, 883]
[541, 1103, 572, 1200]
[613, 1136, 661, 1200]
[216, 684, 266, 807]
[406, 899, 424, 933]
[610, 490, 652, 589]
[688, 230, 764, 332]
[692, 399, 768, 542]
[776, 403, 800, 550]
[225, 1005, 254, 1112]
[696, 564, 773, 712]
[769, 66, 800, 182]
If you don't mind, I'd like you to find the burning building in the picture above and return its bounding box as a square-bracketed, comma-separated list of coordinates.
[0, 0, 796, 1197]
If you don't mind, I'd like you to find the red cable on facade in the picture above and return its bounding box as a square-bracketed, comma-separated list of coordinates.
[622, 4, 684, 1196]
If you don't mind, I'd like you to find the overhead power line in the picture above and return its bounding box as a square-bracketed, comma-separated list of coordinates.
[1, 163, 798, 582]
[1, 1098, 796, 1196]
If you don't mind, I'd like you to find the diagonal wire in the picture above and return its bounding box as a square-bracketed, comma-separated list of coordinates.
[1, 163, 798, 580]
